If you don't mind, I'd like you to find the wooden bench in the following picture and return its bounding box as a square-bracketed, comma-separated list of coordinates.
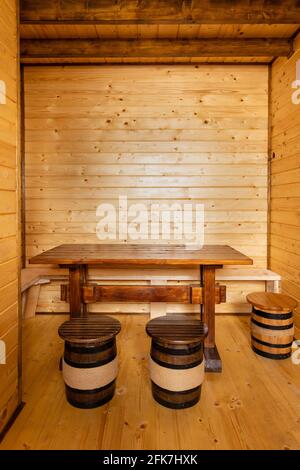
[215, 268, 281, 293]
[22, 267, 281, 318]
[21, 268, 63, 318]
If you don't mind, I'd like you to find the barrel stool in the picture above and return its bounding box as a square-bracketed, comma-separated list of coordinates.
[58, 315, 121, 408]
[146, 316, 207, 409]
[247, 292, 298, 360]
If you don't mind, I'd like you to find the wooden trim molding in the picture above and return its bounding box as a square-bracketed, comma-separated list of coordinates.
[20, 0, 300, 24]
[20, 38, 292, 62]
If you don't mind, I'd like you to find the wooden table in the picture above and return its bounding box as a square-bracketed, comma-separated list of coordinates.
[30, 244, 252, 372]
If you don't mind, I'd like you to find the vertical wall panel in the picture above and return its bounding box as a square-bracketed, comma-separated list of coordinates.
[270, 33, 300, 336]
[0, 0, 21, 435]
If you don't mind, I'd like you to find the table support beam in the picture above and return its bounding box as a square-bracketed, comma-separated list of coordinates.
[68, 265, 88, 318]
[203, 265, 222, 372]
[61, 283, 226, 305]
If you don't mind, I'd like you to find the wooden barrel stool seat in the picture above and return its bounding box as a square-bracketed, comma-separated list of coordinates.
[247, 292, 298, 360]
[146, 316, 207, 409]
[58, 315, 121, 408]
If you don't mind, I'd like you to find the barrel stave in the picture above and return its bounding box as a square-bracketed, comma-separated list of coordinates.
[58, 315, 121, 409]
[148, 331, 205, 408]
[65, 381, 115, 409]
[64, 339, 116, 368]
[251, 308, 294, 360]
[63, 338, 118, 408]
[151, 382, 201, 409]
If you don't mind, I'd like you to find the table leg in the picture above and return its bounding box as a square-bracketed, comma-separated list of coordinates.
[202, 265, 222, 372]
[69, 264, 88, 318]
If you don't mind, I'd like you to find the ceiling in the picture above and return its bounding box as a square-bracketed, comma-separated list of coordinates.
[19, 1, 300, 64]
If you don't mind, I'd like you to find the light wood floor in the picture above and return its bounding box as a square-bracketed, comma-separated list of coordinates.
[1, 314, 300, 450]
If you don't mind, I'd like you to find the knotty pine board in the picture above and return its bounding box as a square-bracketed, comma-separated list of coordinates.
[24, 64, 268, 314]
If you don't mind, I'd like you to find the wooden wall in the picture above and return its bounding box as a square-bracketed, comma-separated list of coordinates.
[0, 0, 20, 435]
[270, 33, 300, 336]
[24, 64, 268, 314]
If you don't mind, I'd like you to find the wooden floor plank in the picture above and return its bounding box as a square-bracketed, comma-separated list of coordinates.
[1, 314, 300, 450]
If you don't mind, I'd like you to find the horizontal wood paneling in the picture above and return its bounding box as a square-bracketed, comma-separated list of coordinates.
[270, 33, 300, 335]
[21, 57, 274, 65]
[19, 23, 299, 65]
[0, 0, 20, 436]
[19, 1, 300, 25]
[20, 38, 291, 64]
[20, 24, 300, 40]
[24, 64, 268, 313]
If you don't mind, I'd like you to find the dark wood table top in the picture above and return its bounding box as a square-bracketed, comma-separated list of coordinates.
[29, 244, 253, 267]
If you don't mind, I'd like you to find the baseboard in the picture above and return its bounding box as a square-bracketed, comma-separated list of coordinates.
[0, 402, 25, 444]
